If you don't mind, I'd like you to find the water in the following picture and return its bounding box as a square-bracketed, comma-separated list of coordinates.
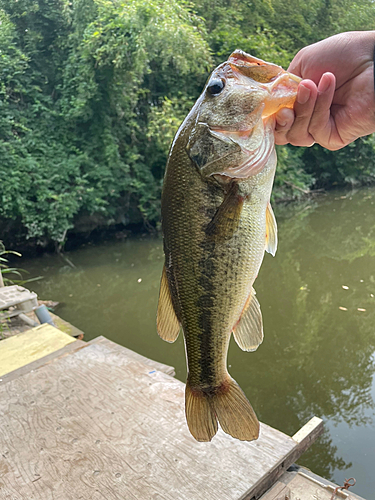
[20, 187, 375, 498]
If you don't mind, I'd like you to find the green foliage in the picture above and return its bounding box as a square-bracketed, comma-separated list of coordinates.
[302, 135, 375, 188]
[0, 240, 41, 285]
[1, 0, 375, 247]
[273, 146, 315, 201]
[0, 0, 211, 245]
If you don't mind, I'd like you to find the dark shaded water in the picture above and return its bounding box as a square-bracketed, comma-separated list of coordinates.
[21, 187, 375, 498]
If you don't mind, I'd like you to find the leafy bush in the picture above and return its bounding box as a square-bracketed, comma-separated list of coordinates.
[1, 0, 375, 247]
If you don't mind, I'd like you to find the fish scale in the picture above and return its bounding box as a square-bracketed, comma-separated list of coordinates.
[157, 50, 300, 442]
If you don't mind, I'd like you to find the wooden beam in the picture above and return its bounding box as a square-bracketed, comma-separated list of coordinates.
[259, 483, 290, 500]
[242, 417, 324, 499]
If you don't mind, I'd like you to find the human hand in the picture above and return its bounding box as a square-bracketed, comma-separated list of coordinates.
[275, 31, 375, 150]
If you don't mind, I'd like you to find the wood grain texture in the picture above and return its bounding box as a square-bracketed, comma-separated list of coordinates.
[258, 482, 290, 500]
[89, 336, 176, 376]
[0, 339, 87, 385]
[0, 324, 77, 377]
[244, 417, 324, 500]
[0, 340, 320, 500]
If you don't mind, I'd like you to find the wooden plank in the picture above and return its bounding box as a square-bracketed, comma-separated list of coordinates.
[49, 311, 85, 339]
[259, 483, 290, 500]
[89, 335, 176, 376]
[292, 416, 323, 444]
[0, 339, 87, 385]
[0, 324, 77, 377]
[284, 471, 356, 499]
[260, 470, 365, 500]
[291, 468, 366, 500]
[0, 340, 321, 500]
[244, 417, 324, 499]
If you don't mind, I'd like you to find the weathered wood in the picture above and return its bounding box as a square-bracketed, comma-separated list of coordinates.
[49, 311, 85, 339]
[293, 416, 323, 444]
[288, 468, 366, 500]
[0, 324, 77, 377]
[259, 483, 290, 500]
[260, 470, 366, 500]
[0, 338, 87, 385]
[280, 471, 358, 499]
[0, 340, 321, 500]
[244, 417, 324, 499]
[89, 335, 176, 376]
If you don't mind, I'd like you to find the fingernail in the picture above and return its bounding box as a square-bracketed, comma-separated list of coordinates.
[318, 73, 330, 93]
[297, 84, 310, 104]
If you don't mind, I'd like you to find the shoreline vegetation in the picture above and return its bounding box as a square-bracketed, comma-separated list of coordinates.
[1, 0, 375, 253]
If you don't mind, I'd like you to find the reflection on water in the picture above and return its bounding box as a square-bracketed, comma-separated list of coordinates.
[22, 187, 375, 498]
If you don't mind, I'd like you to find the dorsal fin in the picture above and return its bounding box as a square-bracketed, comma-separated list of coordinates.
[157, 266, 180, 343]
[232, 287, 263, 352]
[265, 202, 277, 256]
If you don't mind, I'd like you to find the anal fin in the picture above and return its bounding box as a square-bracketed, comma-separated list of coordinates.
[265, 201, 277, 256]
[157, 266, 180, 343]
[232, 287, 263, 352]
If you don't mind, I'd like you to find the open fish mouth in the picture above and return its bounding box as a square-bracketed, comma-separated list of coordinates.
[228, 50, 301, 117]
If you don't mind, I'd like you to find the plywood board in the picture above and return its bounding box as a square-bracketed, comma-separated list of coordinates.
[89, 335, 176, 376]
[282, 471, 358, 499]
[0, 340, 322, 500]
[0, 324, 76, 377]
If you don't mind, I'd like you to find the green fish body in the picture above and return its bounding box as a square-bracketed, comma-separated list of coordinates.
[157, 51, 300, 442]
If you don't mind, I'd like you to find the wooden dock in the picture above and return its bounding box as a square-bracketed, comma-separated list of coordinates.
[0, 327, 362, 499]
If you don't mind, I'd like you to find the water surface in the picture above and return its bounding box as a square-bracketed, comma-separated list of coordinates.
[22, 187, 375, 498]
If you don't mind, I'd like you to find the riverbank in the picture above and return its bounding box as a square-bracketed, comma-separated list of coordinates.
[0, 188, 329, 256]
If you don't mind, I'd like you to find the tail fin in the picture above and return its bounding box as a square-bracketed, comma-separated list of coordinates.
[185, 377, 259, 442]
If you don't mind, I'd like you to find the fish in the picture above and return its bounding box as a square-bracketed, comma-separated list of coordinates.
[157, 50, 300, 442]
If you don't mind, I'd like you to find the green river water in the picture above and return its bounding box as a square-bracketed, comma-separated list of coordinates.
[21, 187, 375, 498]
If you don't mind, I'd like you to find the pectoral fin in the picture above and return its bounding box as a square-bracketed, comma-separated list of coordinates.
[205, 182, 244, 241]
[232, 287, 263, 352]
[265, 202, 277, 256]
[157, 266, 180, 343]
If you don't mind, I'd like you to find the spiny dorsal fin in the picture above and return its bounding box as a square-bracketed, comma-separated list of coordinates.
[265, 201, 277, 256]
[232, 287, 263, 352]
[157, 266, 180, 343]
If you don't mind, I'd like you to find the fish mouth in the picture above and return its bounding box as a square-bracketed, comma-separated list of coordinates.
[228, 50, 301, 117]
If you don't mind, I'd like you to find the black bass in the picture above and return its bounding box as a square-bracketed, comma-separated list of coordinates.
[157, 51, 300, 442]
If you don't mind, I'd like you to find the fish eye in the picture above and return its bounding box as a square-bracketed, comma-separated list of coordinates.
[207, 78, 225, 96]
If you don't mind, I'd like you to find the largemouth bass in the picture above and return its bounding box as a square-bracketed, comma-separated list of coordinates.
[157, 51, 300, 442]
